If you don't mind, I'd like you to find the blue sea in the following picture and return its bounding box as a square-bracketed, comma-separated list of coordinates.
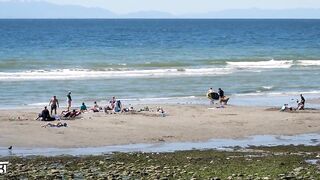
[0, 19, 320, 108]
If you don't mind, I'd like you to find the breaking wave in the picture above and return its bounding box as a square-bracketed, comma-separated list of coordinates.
[0, 68, 233, 81]
[226, 60, 293, 69]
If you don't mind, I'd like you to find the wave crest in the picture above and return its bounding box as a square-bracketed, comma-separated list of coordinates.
[0, 68, 233, 81]
[227, 60, 293, 69]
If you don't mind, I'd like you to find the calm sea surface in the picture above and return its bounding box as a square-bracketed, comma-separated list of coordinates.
[0, 19, 320, 108]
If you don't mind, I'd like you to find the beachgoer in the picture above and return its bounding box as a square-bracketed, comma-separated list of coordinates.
[207, 88, 214, 105]
[110, 97, 116, 110]
[218, 88, 224, 98]
[67, 91, 72, 111]
[91, 101, 100, 112]
[298, 94, 305, 110]
[49, 95, 59, 115]
[280, 104, 288, 111]
[80, 102, 87, 112]
[121, 106, 135, 113]
[114, 100, 122, 113]
[63, 109, 81, 118]
[157, 107, 166, 117]
[42, 122, 67, 128]
[69, 109, 81, 118]
[218, 88, 230, 105]
[38, 106, 54, 121]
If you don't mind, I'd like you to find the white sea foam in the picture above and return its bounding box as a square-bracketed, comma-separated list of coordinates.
[262, 86, 274, 90]
[235, 90, 320, 97]
[27, 102, 49, 107]
[0, 68, 233, 81]
[227, 60, 293, 69]
[297, 60, 320, 66]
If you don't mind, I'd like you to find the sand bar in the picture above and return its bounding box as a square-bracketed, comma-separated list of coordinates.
[0, 105, 319, 148]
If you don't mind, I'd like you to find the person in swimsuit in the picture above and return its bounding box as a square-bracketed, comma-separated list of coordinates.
[67, 91, 72, 111]
[49, 96, 59, 115]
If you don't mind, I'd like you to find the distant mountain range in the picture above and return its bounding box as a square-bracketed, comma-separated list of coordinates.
[1, 1, 320, 19]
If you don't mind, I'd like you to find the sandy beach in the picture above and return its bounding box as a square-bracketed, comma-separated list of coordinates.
[0, 104, 319, 148]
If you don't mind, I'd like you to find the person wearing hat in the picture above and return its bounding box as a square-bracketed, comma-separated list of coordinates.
[67, 91, 72, 111]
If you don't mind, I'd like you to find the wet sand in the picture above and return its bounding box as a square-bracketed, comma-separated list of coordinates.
[0, 105, 319, 148]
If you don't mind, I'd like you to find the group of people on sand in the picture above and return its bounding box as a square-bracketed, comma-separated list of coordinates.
[37, 91, 75, 121]
[37, 91, 136, 122]
[207, 88, 230, 106]
[280, 94, 306, 112]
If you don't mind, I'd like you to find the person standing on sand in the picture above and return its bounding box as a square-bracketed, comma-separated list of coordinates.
[218, 88, 230, 105]
[67, 91, 72, 111]
[49, 96, 59, 115]
[207, 88, 215, 105]
[298, 94, 305, 110]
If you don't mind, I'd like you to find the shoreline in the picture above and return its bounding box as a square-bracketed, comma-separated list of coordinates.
[0, 104, 320, 149]
[0, 133, 319, 157]
[2, 93, 320, 110]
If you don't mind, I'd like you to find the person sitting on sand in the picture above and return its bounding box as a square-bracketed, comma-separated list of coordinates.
[297, 94, 305, 110]
[218, 88, 230, 105]
[37, 106, 55, 121]
[110, 97, 116, 109]
[91, 101, 100, 112]
[42, 122, 68, 128]
[280, 104, 289, 111]
[49, 95, 59, 115]
[157, 107, 166, 117]
[80, 102, 87, 112]
[114, 100, 122, 113]
[104, 97, 116, 113]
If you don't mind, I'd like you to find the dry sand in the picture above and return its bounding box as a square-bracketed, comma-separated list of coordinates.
[0, 105, 319, 148]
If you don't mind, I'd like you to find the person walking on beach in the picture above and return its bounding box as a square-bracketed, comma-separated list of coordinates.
[218, 88, 230, 105]
[67, 91, 72, 111]
[49, 96, 59, 115]
[206, 88, 216, 105]
[297, 94, 305, 110]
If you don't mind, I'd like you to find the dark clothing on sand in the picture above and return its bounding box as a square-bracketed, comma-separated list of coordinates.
[218, 89, 224, 98]
[41, 109, 53, 121]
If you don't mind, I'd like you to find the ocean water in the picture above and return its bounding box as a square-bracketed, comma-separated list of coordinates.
[0, 19, 320, 108]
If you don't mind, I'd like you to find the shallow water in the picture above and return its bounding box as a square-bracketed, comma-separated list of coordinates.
[0, 133, 319, 157]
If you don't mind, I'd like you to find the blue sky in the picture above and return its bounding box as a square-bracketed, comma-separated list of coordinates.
[12, 0, 320, 14]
